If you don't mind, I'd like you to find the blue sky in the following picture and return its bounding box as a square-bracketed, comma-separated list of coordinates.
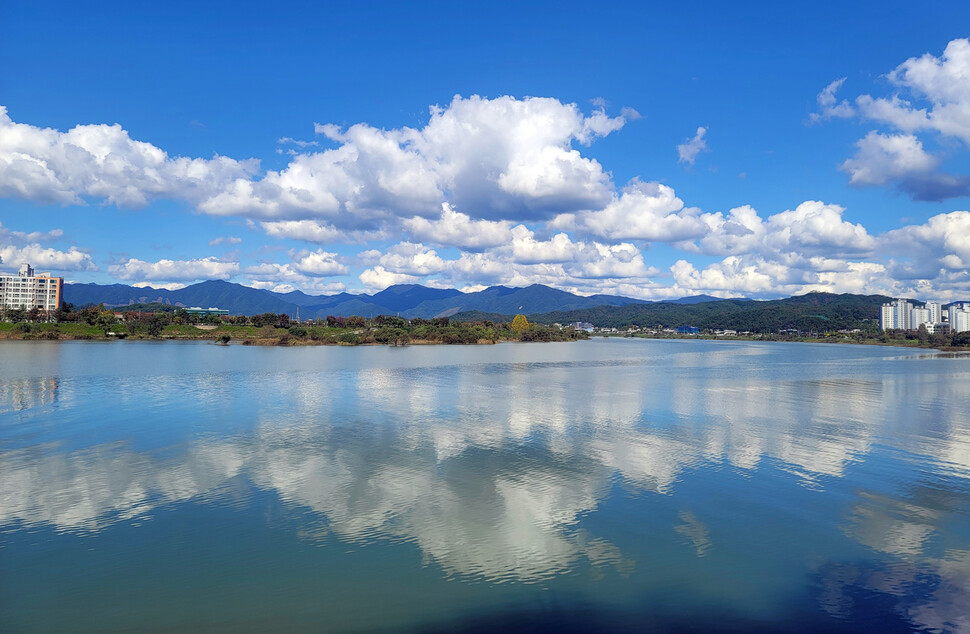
[1, 1, 969, 300]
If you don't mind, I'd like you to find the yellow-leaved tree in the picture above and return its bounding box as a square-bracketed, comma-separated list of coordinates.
[511, 314, 529, 332]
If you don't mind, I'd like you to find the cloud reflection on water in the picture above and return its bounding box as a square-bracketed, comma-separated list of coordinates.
[2, 342, 970, 598]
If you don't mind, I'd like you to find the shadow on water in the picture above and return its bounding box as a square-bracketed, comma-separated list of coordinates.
[414, 595, 916, 634]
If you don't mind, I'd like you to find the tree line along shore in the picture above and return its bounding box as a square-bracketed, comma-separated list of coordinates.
[0, 306, 583, 346]
[1, 302, 967, 350]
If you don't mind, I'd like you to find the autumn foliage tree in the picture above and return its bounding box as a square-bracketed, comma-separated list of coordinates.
[511, 314, 529, 332]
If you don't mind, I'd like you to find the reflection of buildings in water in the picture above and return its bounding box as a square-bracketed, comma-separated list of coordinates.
[1, 376, 59, 413]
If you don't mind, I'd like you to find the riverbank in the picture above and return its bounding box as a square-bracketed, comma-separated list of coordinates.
[0, 321, 588, 346]
[3, 322, 966, 351]
[598, 332, 970, 352]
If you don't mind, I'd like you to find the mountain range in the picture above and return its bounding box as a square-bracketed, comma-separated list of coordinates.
[64, 280, 680, 319]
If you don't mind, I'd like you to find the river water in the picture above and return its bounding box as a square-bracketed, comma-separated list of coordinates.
[1, 338, 969, 632]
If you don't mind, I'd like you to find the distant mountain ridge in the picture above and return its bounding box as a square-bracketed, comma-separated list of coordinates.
[63, 280, 661, 319]
[512, 291, 895, 332]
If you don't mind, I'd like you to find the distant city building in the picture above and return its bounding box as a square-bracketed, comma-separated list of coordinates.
[881, 297, 970, 333]
[911, 307, 930, 329]
[927, 301, 943, 325]
[896, 298, 913, 330]
[0, 263, 64, 313]
[568, 321, 594, 331]
[926, 322, 950, 335]
[880, 298, 915, 330]
[676, 325, 700, 334]
[950, 303, 970, 333]
[880, 303, 896, 330]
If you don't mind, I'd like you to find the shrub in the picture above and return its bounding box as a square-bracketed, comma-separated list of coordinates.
[337, 332, 360, 345]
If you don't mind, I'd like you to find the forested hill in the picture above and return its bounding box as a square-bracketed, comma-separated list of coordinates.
[62, 280, 649, 319]
[482, 292, 895, 333]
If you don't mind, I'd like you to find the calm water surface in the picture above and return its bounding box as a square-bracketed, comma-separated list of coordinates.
[1, 339, 969, 632]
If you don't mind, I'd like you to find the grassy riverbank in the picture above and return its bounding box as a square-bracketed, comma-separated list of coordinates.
[0, 320, 588, 346]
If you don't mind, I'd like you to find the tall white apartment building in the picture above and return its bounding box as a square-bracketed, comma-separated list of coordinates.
[895, 298, 913, 330]
[880, 303, 896, 330]
[0, 263, 64, 312]
[949, 303, 970, 333]
[911, 307, 930, 329]
[881, 298, 916, 330]
[927, 301, 943, 325]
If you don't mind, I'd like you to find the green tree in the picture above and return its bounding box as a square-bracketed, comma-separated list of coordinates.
[147, 314, 165, 337]
[916, 324, 929, 345]
[5, 308, 26, 323]
[95, 311, 117, 335]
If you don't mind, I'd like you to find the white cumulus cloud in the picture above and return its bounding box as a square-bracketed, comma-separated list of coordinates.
[0, 244, 97, 273]
[557, 180, 707, 242]
[677, 127, 708, 165]
[403, 204, 513, 250]
[108, 257, 240, 282]
[823, 39, 970, 201]
[0, 106, 258, 207]
[840, 131, 939, 186]
[291, 249, 348, 277]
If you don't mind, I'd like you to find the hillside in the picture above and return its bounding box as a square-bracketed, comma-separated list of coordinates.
[63, 280, 648, 319]
[519, 292, 894, 332]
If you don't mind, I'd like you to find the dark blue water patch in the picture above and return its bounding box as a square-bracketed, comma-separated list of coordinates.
[412, 594, 916, 633]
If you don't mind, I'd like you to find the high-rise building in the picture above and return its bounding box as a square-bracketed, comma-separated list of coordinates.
[911, 307, 930, 329]
[895, 298, 913, 330]
[880, 303, 896, 330]
[927, 301, 943, 325]
[955, 312, 970, 334]
[0, 263, 64, 313]
[950, 303, 970, 333]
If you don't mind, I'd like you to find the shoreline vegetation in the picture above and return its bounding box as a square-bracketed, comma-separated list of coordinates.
[2, 320, 968, 351]
[0, 304, 966, 350]
[602, 331, 970, 352]
[0, 310, 585, 346]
